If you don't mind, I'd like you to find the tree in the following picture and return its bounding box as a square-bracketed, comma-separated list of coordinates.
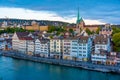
[112, 27, 120, 35]
[80, 28, 82, 33]
[85, 28, 92, 35]
[69, 29, 74, 33]
[0, 27, 31, 34]
[96, 27, 101, 34]
[112, 32, 120, 52]
[48, 26, 56, 33]
[50, 35, 53, 39]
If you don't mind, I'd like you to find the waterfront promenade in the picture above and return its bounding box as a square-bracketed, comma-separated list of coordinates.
[1, 50, 120, 74]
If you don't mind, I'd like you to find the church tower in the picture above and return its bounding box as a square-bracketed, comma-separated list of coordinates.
[76, 8, 85, 33]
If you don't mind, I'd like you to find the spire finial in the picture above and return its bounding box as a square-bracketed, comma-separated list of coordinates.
[76, 7, 80, 24]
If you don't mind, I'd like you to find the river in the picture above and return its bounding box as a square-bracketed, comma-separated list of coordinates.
[0, 56, 120, 80]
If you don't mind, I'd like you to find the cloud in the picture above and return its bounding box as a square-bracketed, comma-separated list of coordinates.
[0, 7, 105, 25]
[84, 19, 105, 25]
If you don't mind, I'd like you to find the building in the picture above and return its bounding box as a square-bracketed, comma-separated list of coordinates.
[27, 38, 34, 55]
[0, 33, 13, 39]
[0, 38, 5, 50]
[99, 24, 112, 36]
[62, 36, 92, 61]
[62, 38, 73, 60]
[106, 52, 117, 65]
[50, 38, 62, 59]
[12, 32, 34, 54]
[35, 38, 49, 57]
[70, 37, 79, 61]
[91, 35, 111, 64]
[94, 35, 111, 53]
[12, 32, 29, 51]
[75, 9, 102, 33]
[18, 36, 34, 54]
[22, 21, 48, 31]
[77, 36, 92, 61]
[92, 49, 108, 64]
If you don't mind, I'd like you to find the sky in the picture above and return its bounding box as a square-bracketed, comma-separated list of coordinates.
[0, 0, 120, 24]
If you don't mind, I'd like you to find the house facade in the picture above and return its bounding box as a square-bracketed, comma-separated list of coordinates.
[12, 32, 34, 54]
[77, 36, 92, 61]
[35, 39, 49, 57]
[62, 38, 72, 60]
[50, 38, 62, 59]
[70, 38, 79, 61]
[62, 36, 92, 61]
[91, 35, 111, 64]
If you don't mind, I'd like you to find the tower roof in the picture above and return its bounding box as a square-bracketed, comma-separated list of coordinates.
[76, 8, 83, 24]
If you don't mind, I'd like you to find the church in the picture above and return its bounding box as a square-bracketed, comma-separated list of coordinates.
[76, 9, 101, 33]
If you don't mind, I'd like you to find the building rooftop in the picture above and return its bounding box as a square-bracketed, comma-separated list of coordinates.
[94, 35, 108, 44]
[19, 36, 33, 40]
[16, 32, 29, 38]
[78, 36, 89, 43]
[39, 39, 49, 44]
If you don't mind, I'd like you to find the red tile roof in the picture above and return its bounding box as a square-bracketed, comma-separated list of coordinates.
[16, 32, 29, 38]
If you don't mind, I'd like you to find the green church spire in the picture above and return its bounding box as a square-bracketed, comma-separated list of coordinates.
[76, 7, 81, 24]
[76, 8, 83, 24]
[77, 8, 80, 21]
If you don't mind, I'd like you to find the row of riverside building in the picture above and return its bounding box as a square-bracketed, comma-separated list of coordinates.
[12, 32, 120, 65]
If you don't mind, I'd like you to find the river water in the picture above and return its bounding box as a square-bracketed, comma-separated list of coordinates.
[0, 56, 120, 80]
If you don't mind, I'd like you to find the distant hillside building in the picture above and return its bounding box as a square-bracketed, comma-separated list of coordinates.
[22, 21, 48, 31]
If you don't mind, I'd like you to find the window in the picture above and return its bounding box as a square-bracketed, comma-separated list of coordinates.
[83, 47, 86, 49]
[72, 51, 77, 52]
[79, 54, 82, 56]
[79, 47, 82, 49]
[83, 55, 86, 57]
[97, 46, 99, 48]
[72, 47, 77, 49]
[83, 51, 86, 53]
[83, 44, 86, 46]
[79, 44, 82, 46]
[102, 46, 105, 48]
[72, 40, 77, 42]
[79, 51, 82, 53]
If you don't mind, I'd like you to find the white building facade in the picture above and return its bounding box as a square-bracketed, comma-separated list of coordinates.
[12, 32, 34, 54]
[50, 38, 62, 59]
[35, 39, 49, 57]
[91, 35, 111, 64]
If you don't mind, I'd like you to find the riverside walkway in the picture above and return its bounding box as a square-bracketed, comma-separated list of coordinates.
[1, 50, 120, 74]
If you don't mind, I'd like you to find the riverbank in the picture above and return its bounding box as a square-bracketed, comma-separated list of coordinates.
[1, 51, 120, 74]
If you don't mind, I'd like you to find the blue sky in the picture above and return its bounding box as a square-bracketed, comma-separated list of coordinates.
[0, 0, 120, 24]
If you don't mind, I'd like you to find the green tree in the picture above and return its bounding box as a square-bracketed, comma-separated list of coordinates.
[112, 27, 120, 35]
[85, 28, 92, 35]
[48, 26, 56, 33]
[80, 28, 82, 33]
[96, 27, 101, 34]
[112, 32, 120, 52]
[50, 35, 53, 39]
[69, 29, 74, 33]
